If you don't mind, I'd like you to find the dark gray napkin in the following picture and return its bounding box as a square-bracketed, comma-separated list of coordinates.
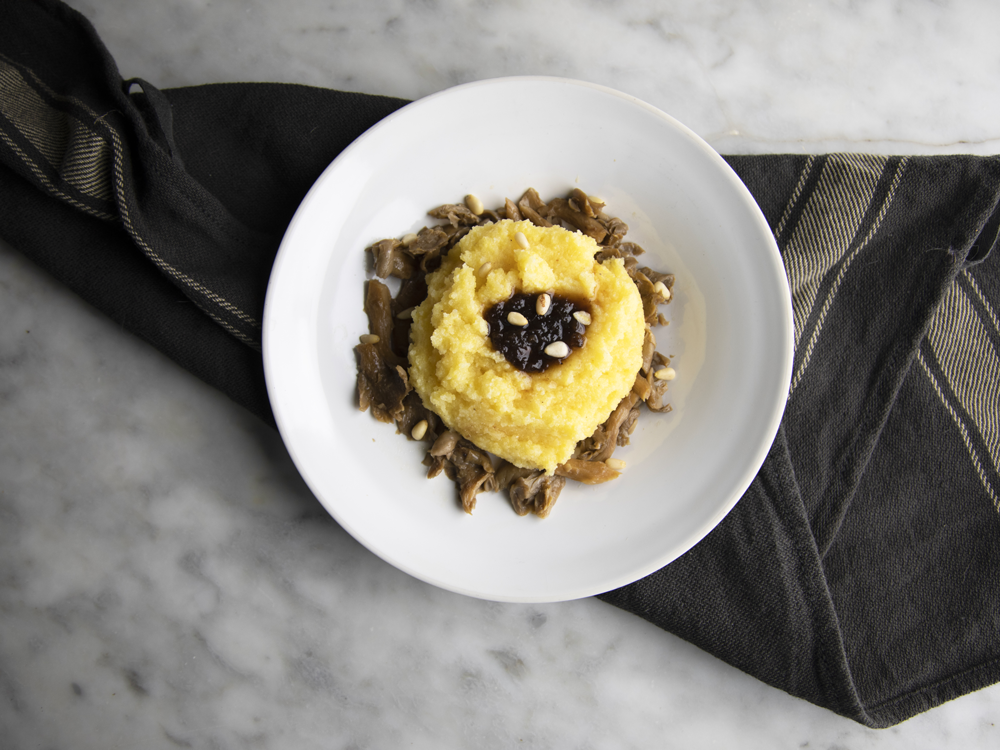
[4, 0, 1000, 727]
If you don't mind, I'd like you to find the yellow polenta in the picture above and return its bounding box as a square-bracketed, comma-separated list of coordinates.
[408, 219, 644, 474]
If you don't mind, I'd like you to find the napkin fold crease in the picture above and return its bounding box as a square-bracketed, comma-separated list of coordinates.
[4, 0, 1000, 728]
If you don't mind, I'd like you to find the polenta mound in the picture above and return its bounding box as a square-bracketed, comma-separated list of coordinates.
[409, 220, 644, 475]
[355, 188, 676, 518]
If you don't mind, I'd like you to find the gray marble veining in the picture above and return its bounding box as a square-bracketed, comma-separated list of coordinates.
[2, 0, 1000, 747]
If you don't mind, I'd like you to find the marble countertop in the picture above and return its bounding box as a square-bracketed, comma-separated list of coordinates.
[3, 0, 1000, 747]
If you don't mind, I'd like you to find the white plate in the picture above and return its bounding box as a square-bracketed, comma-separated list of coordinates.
[263, 77, 793, 603]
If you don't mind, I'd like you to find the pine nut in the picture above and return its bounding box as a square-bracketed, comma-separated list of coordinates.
[536, 293, 551, 316]
[514, 231, 530, 249]
[605, 458, 627, 471]
[654, 367, 676, 381]
[544, 341, 570, 358]
[573, 311, 592, 325]
[653, 281, 672, 301]
[396, 307, 414, 320]
[411, 419, 428, 440]
[359, 334, 380, 344]
[507, 311, 529, 326]
[465, 194, 484, 215]
[476, 262, 492, 278]
[401, 233, 419, 247]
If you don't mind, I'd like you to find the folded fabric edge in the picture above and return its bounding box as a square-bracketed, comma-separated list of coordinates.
[865, 655, 1000, 728]
[0, 171, 276, 427]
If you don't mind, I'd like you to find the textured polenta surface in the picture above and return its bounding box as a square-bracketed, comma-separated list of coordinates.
[408, 220, 644, 474]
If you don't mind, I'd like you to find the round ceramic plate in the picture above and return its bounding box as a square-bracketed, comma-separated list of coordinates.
[263, 77, 793, 603]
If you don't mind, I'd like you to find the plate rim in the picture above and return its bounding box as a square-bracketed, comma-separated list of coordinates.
[262, 75, 794, 602]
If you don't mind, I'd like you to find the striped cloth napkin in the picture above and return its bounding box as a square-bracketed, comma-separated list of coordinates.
[3, 0, 999, 727]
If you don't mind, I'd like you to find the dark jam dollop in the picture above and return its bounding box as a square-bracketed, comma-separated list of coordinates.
[485, 292, 590, 373]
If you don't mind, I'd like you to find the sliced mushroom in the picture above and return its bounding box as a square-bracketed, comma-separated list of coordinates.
[369, 238, 417, 280]
[408, 226, 449, 254]
[509, 473, 566, 518]
[427, 203, 482, 227]
[517, 188, 553, 227]
[617, 405, 641, 447]
[390, 277, 428, 356]
[569, 188, 596, 218]
[503, 197, 522, 222]
[555, 459, 621, 485]
[594, 245, 623, 263]
[619, 241, 646, 257]
[574, 392, 638, 463]
[422, 432, 496, 514]
[640, 267, 675, 288]
[631, 269, 663, 325]
[517, 201, 552, 228]
[495, 460, 534, 489]
[641, 325, 656, 374]
[631, 369, 652, 402]
[645, 379, 673, 413]
[354, 344, 411, 424]
[441, 440, 496, 513]
[396, 391, 439, 441]
[429, 430, 461, 457]
[518, 187, 548, 212]
[548, 198, 608, 243]
[600, 216, 629, 247]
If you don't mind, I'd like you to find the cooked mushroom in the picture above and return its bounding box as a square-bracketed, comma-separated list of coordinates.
[630, 269, 665, 325]
[493, 461, 566, 518]
[420, 431, 496, 513]
[369, 238, 417, 280]
[427, 203, 482, 227]
[429, 430, 461, 457]
[569, 188, 597, 218]
[548, 198, 608, 243]
[442, 440, 496, 514]
[641, 325, 656, 374]
[355, 343, 411, 424]
[503, 197, 522, 222]
[619, 241, 645, 257]
[574, 392, 639, 463]
[617, 404, 641, 447]
[364, 280, 401, 360]
[555, 458, 621, 485]
[645, 379, 673, 413]
[600, 216, 629, 247]
[396, 391, 439, 440]
[509, 473, 566, 518]
[632, 369, 652, 402]
[640, 267, 675, 289]
[517, 188, 554, 227]
[494, 460, 534, 489]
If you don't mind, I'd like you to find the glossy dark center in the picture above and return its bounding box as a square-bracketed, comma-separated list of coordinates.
[484, 292, 589, 373]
